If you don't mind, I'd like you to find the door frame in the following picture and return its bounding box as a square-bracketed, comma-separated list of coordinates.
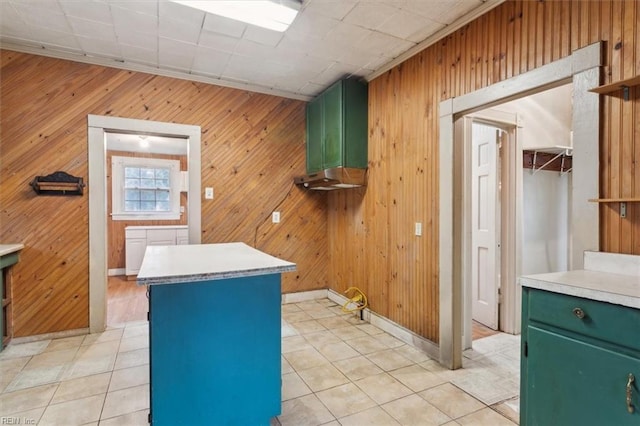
[87, 115, 202, 333]
[438, 42, 602, 368]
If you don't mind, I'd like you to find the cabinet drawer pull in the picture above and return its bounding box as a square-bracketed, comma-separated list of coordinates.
[572, 307, 586, 319]
[627, 374, 635, 414]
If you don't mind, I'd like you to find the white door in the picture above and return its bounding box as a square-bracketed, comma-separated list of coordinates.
[471, 122, 500, 330]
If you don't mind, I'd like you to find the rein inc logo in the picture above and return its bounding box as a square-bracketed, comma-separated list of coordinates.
[1, 418, 36, 425]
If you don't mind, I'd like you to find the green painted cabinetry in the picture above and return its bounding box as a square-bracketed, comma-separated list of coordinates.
[306, 79, 368, 174]
[521, 288, 640, 425]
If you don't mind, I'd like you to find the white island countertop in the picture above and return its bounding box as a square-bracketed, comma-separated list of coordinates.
[137, 242, 296, 286]
[520, 269, 640, 309]
[0, 244, 24, 257]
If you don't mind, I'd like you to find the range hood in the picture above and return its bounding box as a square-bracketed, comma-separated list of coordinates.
[294, 167, 367, 190]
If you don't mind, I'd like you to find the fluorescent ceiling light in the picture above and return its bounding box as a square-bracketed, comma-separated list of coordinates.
[171, 1, 301, 32]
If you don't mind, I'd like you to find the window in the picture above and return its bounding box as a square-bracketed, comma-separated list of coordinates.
[112, 156, 181, 220]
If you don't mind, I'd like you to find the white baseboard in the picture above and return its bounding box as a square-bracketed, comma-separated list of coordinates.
[108, 268, 125, 276]
[281, 289, 328, 304]
[9, 328, 89, 345]
[328, 289, 440, 360]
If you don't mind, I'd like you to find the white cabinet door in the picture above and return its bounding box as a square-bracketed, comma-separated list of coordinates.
[147, 229, 177, 246]
[176, 229, 189, 245]
[125, 238, 147, 275]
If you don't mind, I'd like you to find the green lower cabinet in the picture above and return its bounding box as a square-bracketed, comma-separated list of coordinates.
[521, 288, 640, 426]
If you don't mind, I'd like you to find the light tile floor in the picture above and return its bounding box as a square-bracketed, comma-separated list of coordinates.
[0, 298, 520, 425]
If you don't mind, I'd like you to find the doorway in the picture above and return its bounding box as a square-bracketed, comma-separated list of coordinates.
[437, 42, 602, 368]
[104, 132, 189, 326]
[462, 84, 573, 349]
[88, 115, 202, 333]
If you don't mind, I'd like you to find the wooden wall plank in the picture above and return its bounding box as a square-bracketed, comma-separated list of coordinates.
[329, 0, 640, 344]
[0, 52, 327, 337]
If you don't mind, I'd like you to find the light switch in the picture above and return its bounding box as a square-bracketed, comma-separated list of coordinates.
[205, 187, 214, 199]
[415, 222, 422, 236]
[272, 212, 280, 223]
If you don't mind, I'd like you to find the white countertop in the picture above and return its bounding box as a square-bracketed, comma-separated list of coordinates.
[125, 225, 188, 230]
[0, 244, 24, 257]
[520, 269, 640, 309]
[137, 242, 296, 285]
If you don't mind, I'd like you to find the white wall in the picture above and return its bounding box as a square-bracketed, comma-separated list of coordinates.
[521, 171, 570, 275]
[488, 83, 573, 276]
[497, 84, 573, 150]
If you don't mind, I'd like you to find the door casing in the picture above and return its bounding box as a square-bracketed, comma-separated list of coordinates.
[438, 42, 602, 369]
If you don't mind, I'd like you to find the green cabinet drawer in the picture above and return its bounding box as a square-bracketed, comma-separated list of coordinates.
[527, 289, 640, 352]
[523, 326, 640, 426]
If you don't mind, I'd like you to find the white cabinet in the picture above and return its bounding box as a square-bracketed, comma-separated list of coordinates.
[125, 226, 189, 276]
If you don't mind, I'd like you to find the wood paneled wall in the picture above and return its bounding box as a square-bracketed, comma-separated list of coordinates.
[106, 151, 188, 270]
[329, 0, 640, 343]
[0, 51, 327, 337]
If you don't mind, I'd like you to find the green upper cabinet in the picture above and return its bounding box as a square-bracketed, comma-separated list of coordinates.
[305, 79, 368, 175]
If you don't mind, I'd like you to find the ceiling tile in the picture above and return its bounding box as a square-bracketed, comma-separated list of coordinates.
[302, 0, 357, 20]
[158, 1, 205, 23]
[159, 37, 197, 71]
[59, 0, 112, 25]
[202, 14, 245, 38]
[407, 20, 446, 44]
[323, 21, 373, 47]
[120, 44, 157, 66]
[0, 0, 495, 100]
[25, 26, 80, 50]
[76, 35, 122, 58]
[402, 0, 482, 24]
[435, 0, 484, 25]
[0, 3, 31, 38]
[242, 26, 284, 48]
[106, 0, 158, 17]
[197, 30, 240, 54]
[159, 15, 201, 44]
[12, 5, 72, 34]
[376, 9, 435, 41]
[356, 31, 415, 58]
[110, 5, 158, 35]
[286, 10, 340, 40]
[342, 2, 399, 31]
[191, 46, 231, 77]
[115, 28, 158, 51]
[67, 17, 117, 42]
[10, 0, 63, 15]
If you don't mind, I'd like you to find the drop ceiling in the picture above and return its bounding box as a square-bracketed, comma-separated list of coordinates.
[0, 0, 504, 101]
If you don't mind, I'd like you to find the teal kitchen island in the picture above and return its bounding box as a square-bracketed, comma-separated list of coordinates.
[137, 242, 296, 426]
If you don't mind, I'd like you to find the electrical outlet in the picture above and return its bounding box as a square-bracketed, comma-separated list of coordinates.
[272, 211, 280, 223]
[415, 222, 422, 236]
[205, 187, 214, 199]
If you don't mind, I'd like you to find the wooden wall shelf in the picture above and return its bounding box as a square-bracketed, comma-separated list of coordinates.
[588, 198, 639, 219]
[590, 75, 640, 101]
[588, 198, 640, 203]
[30, 171, 85, 196]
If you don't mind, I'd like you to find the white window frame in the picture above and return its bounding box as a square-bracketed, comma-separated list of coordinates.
[111, 156, 181, 221]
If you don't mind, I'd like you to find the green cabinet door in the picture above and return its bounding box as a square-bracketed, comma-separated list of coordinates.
[306, 96, 323, 174]
[342, 79, 368, 169]
[304, 79, 368, 175]
[322, 81, 343, 169]
[524, 326, 640, 426]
